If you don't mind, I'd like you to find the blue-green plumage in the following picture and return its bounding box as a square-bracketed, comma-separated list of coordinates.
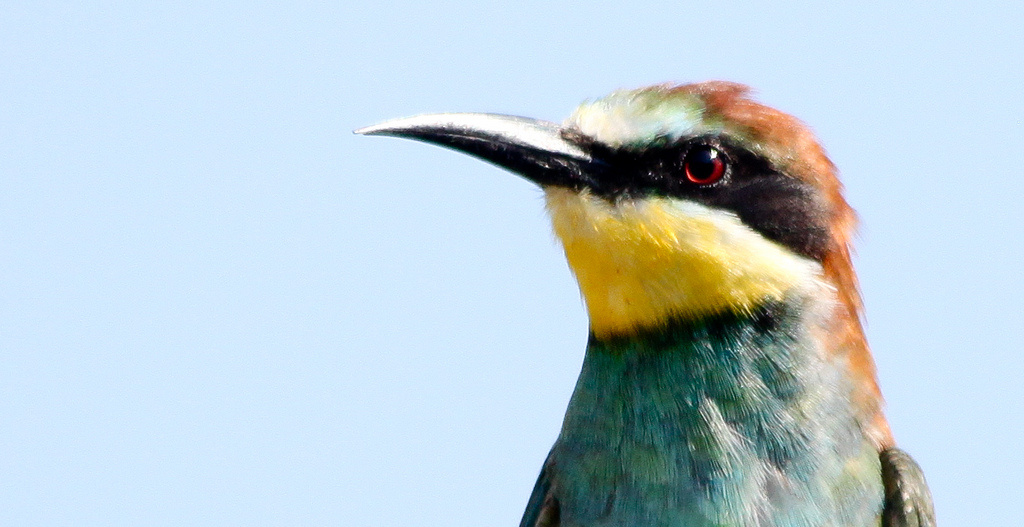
[524, 299, 884, 527]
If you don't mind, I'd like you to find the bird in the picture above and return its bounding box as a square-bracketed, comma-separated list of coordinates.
[356, 82, 934, 527]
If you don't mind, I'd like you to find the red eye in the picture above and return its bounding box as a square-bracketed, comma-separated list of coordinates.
[684, 145, 726, 185]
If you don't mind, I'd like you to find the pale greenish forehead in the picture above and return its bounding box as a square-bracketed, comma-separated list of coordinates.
[565, 87, 733, 149]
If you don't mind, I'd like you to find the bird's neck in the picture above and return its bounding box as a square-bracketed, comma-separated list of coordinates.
[551, 299, 884, 526]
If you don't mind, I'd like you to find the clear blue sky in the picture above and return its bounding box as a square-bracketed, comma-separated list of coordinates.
[2, 2, 1021, 525]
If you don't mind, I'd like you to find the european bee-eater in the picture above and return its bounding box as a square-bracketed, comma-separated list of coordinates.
[357, 82, 934, 527]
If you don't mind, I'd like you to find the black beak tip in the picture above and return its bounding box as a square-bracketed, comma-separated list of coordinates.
[353, 124, 390, 136]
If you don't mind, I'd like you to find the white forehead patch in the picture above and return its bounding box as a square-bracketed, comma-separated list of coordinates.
[565, 88, 722, 149]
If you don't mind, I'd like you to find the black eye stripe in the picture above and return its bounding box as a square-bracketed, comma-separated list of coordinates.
[575, 136, 831, 261]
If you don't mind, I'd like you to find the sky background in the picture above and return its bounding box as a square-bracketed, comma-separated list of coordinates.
[2, 2, 1022, 526]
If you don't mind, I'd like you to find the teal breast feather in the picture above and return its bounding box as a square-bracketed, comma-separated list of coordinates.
[534, 299, 884, 527]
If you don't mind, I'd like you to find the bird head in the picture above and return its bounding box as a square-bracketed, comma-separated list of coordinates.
[359, 82, 861, 333]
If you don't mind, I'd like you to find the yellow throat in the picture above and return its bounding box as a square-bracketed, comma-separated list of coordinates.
[544, 187, 824, 338]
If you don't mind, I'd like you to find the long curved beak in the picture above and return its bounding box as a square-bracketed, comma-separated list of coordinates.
[355, 113, 603, 189]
